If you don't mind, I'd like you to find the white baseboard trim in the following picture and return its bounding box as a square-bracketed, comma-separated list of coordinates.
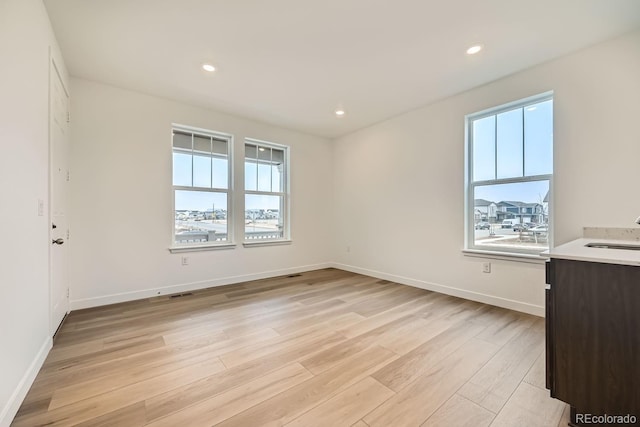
[70, 261, 543, 315]
[330, 262, 544, 317]
[0, 336, 52, 427]
[70, 262, 333, 310]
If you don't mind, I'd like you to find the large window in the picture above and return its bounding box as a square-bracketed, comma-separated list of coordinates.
[172, 125, 232, 248]
[244, 139, 289, 242]
[466, 93, 553, 255]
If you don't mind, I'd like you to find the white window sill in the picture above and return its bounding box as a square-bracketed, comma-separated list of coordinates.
[463, 248, 547, 264]
[169, 243, 236, 253]
[243, 239, 292, 248]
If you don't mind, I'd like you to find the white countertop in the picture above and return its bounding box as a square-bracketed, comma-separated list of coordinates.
[542, 238, 640, 266]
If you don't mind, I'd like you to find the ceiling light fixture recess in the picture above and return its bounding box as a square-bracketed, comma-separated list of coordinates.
[466, 45, 483, 55]
[202, 63, 216, 72]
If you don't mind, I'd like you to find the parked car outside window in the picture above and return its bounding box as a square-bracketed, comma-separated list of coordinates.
[513, 222, 535, 232]
[530, 225, 549, 234]
[501, 219, 517, 228]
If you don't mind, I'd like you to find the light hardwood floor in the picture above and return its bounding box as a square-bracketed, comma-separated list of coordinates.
[13, 268, 570, 426]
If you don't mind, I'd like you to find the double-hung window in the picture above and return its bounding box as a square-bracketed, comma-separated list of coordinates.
[466, 92, 553, 255]
[244, 139, 290, 243]
[172, 125, 232, 248]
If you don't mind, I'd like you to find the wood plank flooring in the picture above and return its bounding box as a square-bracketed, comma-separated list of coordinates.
[12, 268, 570, 426]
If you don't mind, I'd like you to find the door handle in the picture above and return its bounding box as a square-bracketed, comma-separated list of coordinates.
[52, 238, 64, 245]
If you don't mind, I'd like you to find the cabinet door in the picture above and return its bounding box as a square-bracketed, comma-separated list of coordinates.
[545, 260, 554, 394]
[552, 259, 640, 415]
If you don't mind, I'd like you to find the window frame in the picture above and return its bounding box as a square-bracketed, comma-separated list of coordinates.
[170, 124, 235, 252]
[464, 92, 553, 258]
[243, 138, 291, 246]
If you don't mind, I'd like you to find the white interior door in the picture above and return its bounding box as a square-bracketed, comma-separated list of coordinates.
[50, 57, 70, 336]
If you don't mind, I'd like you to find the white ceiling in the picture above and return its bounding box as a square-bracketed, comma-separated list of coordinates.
[44, 0, 640, 138]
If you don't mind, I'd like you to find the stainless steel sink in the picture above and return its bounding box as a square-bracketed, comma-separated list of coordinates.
[585, 242, 640, 250]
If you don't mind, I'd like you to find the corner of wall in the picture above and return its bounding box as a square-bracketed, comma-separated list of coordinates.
[328, 262, 544, 317]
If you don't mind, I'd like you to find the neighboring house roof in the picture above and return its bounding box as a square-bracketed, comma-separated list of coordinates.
[474, 199, 495, 206]
[497, 201, 542, 208]
[497, 201, 521, 208]
[543, 191, 549, 203]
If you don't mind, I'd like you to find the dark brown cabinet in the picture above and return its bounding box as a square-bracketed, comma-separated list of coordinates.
[546, 258, 640, 426]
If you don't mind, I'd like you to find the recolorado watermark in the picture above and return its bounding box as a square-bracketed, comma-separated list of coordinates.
[575, 413, 637, 424]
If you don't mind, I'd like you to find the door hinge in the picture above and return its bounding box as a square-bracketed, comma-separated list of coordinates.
[66, 229, 70, 240]
[67, 111, 70, 123]
[67, 288, 70, 298]
[66, 170, 70, 182]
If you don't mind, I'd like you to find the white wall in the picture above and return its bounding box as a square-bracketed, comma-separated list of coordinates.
[332, 30, 640, 315]
[0, 0, 68, 425]
[69, 79, 333, 308]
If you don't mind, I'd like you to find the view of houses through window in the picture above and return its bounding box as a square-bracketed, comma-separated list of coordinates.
[172, 127, 231, 247]
[244, 139, 289, 242]
[473, 180, 550, 251]
[467, 94, 553, 254]
[172, 126, 290, 247]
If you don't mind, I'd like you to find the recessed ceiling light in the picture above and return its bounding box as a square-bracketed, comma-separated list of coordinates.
[466, 45, 483, 55]
[202, 63, 216, 72]
[335, 109, 345, 117]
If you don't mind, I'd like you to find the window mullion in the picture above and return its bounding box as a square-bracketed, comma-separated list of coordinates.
[494, 114, 498, 180]
[190, 133, 194, 187]
[269, 147, 273, 192]
[174, 185, 228, 193]
[255, 145, 259, 192]
[522, 107, 525, 177]
[476, 173, 552, 186]
[245, 190, 285, 197]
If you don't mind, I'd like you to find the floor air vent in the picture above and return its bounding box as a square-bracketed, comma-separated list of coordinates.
[170, 292, 194, 299]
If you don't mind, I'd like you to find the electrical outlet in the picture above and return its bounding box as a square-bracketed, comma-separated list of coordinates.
[181, 256, 189, 266]
[346, 246, 351, 253]
[37, 199, 44, 216]
[482, 262, 491, 273]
